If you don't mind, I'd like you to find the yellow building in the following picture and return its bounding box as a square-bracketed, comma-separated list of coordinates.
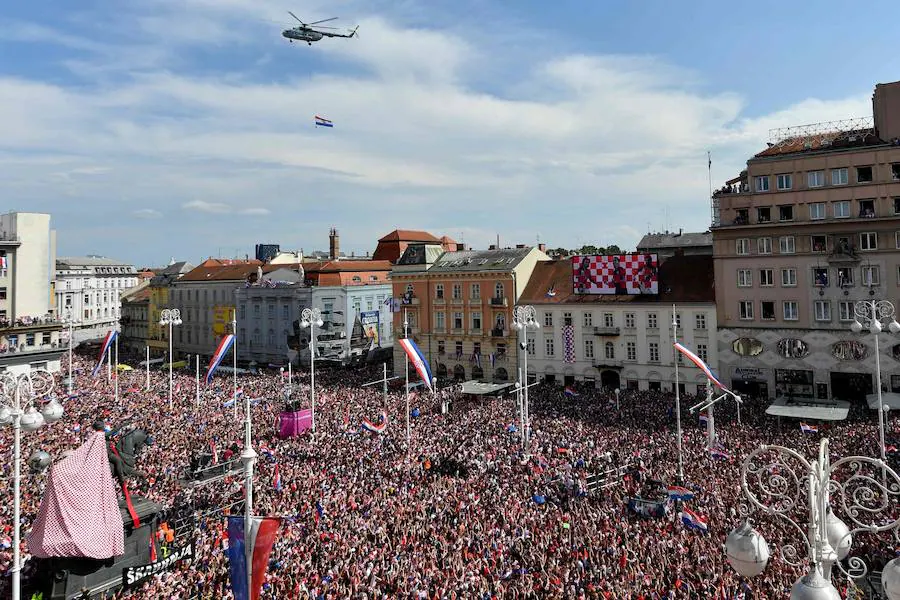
[146, 261, 193, 357]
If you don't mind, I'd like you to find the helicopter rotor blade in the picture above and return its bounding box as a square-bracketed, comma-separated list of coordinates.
[315, 26, 339, 30]
[308, 17, 338, 25]
[287, 11, 305, 24]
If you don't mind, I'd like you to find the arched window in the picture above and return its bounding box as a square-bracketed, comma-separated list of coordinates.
[605, 342, 615, 359]
[495, 314, 506, 331]
[494, 282, 504, 298]
[435, 283, 444, 299]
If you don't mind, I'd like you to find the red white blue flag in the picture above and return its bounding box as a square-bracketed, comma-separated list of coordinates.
[800, 422, 818, 433]
[91, 330, 118, 377]
[398, 338, 433, 392]
[206, 334, 235, 384]
[227, 516, 280, 600]
[673, 342, 728, 391]
[681, 508, 708, 533]
[314, 115, 333, 128]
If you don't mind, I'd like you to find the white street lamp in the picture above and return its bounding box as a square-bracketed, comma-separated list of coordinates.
[614, 388, 620, 412]
[512, 305, 539, 450]
[850, 299, 899, 474]
[159, 308, 183, 410]
[0, 369, 61, 600]
[62, 312, 74, 396]
[300, 307, 323, 433]
[726, 438, 900, 600]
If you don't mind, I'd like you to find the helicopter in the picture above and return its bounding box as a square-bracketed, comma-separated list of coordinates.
[282, 12, 359, 45]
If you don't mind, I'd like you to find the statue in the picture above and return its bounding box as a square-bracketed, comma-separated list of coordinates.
[105, 423, 153, 482]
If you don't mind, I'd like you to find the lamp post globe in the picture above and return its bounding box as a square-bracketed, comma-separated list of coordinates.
[0, 405, 12, 426]
[20, 408, 45, 432]
[725, 521, 770, 578]
[850, 320, 863, 333]
[789, 570, 841, 600]
[824, 509, 852, 561]
[41, 398, 64, 424]
[882, 556, 900, 600]
[27, 450, 52, 473]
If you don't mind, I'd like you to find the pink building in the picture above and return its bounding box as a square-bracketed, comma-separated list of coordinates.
[712, 80, 900, 402]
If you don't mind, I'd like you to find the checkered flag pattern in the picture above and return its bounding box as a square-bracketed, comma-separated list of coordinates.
[28, 431, 125, 559]
[572, 254, 658, 295]
[563, 324, 576, 364]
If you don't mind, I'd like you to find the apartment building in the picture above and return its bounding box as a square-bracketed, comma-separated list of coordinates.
[518, 255, 717, 393]
[712, 80, 900, 402]
[120, 282, 150, 353]
[0, 212, 63, 375]
[55, 256, 139, 343]
[390, 244, 550, 382]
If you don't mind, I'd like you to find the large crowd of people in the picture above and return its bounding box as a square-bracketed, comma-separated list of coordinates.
[1, 352, 898, 599]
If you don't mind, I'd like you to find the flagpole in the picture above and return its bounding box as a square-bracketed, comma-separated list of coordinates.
[706, 378, 716, 448]
[671, 305, 684, 483]
[145, 345, 150, 391]
[114, 333, 119, 404]
[382, 362, 388, 406]
[404, 309, 410, 451]
[107, 344, 111, 381]
[195, 354, 200, 409]
[233, 311, 238, 420]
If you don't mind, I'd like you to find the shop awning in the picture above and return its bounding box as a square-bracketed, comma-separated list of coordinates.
[865, 392, 900, 411]
[460, 380, 515, 396]
[765, 397, 850, 421]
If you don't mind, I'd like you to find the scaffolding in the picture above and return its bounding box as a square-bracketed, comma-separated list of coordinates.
[768, 117, 875, 148]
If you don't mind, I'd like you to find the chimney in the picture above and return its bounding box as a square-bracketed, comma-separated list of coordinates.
[516, 244, 525, 249]
[538, 243, 547, 253]
[329, 228, 340, 260]
[873, 81, 900, 142]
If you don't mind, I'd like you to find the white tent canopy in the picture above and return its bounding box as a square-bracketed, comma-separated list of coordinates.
[460, 380, 515, 396]
[765, 397, 850, 421]
[865, 392, 900, 411]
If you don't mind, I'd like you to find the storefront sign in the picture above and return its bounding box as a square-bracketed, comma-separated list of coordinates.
[123, 543, 194, 589]
[832, 340, 868, 361]
[733, 367, 766, 381]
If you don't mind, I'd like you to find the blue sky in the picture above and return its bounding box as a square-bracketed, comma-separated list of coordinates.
[2, 0, 899, 266]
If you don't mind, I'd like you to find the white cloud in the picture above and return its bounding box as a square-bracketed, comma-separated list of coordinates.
[183, 200, 270, 216]
[0, 2, 881, 259]
[133, 208, 163, 219]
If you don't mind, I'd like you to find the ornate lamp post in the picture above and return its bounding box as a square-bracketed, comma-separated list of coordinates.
[300, 307, 323, 433]
[512, 305, 539, 450]
[0, 370, 63, 600]
[725, 438, 900, 599]
[850, 299, 898, 470]
[159, 308, 182, 410]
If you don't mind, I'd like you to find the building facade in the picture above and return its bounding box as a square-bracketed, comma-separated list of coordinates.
[147, 261, 193, 358]
[518, 255, 717, 393]
[637, 230, 713, 261]
[55, 256, 138, 343]
[0, 212, 63, 375]
[390, 245, 550, 383]
[120, 283, 150, 353]
[235, 276, 312, 366]
[712, 80, 900, 401]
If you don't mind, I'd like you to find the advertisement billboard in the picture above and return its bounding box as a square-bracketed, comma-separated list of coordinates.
[571, 254, 658, 295]
[212, 306, 235, 336]
[360, 311, 380, 346]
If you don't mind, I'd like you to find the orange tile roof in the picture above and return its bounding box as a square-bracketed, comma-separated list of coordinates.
[179, 264, 261, 282]
[518, 256, 715, 305]
[754, 129, 882, 158]
[377, 229, 441, 243]
[318, 260, 392, 272]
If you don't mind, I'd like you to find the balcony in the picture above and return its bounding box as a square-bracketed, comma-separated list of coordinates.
[490, 297, 508, 307]
[0, 234, 21, 247]
[491, 328, 509, 337]
[593, 359, 624, 369]
[0, 343, 64, 357]
[0, 316, 63, 333]
[433, 297, 445, 305]
[593, 326, 621, 336]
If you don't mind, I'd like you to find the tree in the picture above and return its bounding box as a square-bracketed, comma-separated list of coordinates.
[578, 245, 599, 255]
[604, 244, 623, 255]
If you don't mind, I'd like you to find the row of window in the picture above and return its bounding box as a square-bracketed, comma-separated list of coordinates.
[542, 311, 707, 330]
[735, 198, 895, 224]
[737, 265, 882, 288]
[431, 282, 504, 300]
[434, 311, 506, 332]
[62, 277, 135, 291]
[754, 165, 900, 192]
[737, 299, 858, 322]
[529, 338, 709, 363]
[736, 231, 883, 255]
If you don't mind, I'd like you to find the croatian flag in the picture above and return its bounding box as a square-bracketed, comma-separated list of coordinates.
[91, 330, 118, 377]
[545, 286, 557, 298]
[227, 516, 281, 600]
[361, 409, 388, 434]
[681, 509, 709, 533]
[710, 447, 731, 461]
[205, 334, 235, 384]
[800, 422, 818, 433]
[273, 465, 281, 492]
[667, 485, 695, 501]
[314, 115, 333, 128]
[398, 338, 433, 392]
[673, 342, 728, 392]
[564, 386, 578, 397]
[699, 414, 708, 426]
